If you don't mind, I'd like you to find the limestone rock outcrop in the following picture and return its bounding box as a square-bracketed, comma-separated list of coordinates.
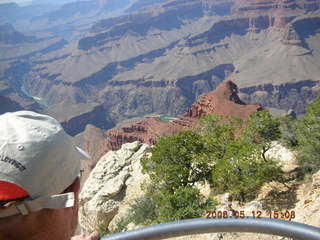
[79, 141, 150, 234]
[266, 141, 299, 173]
[294, 170, 320, 228]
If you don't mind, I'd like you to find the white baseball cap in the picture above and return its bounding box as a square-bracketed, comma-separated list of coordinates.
[0, 111, 90, 218]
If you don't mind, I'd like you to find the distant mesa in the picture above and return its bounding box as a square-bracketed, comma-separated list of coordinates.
[32, 0, 133, 25]
[125, 0, 168, 13]
[78, 0, 320, 50]
[0, 24, 34, 44]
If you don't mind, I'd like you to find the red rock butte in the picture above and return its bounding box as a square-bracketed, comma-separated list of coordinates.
[77, 80, 262, 165]
[186, 80, 263, 119]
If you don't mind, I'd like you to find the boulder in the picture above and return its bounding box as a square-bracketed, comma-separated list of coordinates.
[294, 170, 320, 228]
[266, 141, 299, 173]
[79, 141, 150, 234]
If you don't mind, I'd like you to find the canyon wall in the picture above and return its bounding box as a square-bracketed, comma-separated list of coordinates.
[1, 0, 320, 144]
[22, 0, 320, 126]
[75, 80, 262, 167]
[240, 80, 320, 115]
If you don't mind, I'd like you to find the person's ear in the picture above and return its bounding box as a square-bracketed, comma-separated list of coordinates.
[64, 177, 80, 194]
[72, 177, 81, 193]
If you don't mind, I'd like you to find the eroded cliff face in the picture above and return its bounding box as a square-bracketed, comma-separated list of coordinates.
[0, 24, 34, 45]
[21, 0, 320, 125]
[0, 68, 40, 113]
[186, 80, 262, 119]
[0, 96, 23, 114]
[75, 80, 261, 166]
[44, 103, 113, 136]
[78, 0, 204, 51]
[240, 80, 320, 114]
[104, 81, 261, 153]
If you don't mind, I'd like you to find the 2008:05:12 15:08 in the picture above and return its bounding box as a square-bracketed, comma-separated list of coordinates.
[205, 210, 296, 221]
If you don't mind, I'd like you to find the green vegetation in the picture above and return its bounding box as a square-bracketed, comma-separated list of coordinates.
[243, 110, 281, 161]
[111, 185, 215, 233]
[201, 111, 283, 201]
[277, 96, 320, 173]
[279, 114, 298, 148]
[110, 216, 132, 234]
[113, 98, 320, 232]
[296, 96, 320, 172]
[142, 131, 213, 190]
[154, 186, 215, 223]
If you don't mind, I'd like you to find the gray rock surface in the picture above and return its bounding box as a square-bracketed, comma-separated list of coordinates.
[79, 141, 150, 234]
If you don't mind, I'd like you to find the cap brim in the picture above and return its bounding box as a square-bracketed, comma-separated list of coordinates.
[0, 192, 76, 218]
[76, 147, 91, 160]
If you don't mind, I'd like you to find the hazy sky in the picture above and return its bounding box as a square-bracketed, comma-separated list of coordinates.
[0, 0, 80, 6]
[0, 0, 32, 5]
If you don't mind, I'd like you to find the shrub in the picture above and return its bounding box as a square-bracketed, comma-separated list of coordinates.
[296, 96, 320, 172]
[110, 189, 157, 233]
[210, 139, 282, 202]
[243, 110, 281, 162]
[110, 215, 132, 234]
[154, 186, 216, 223]
[279, 115, 298, 148]
[130, 192, 157, 225]
[142, 110, 284, 218]
[141, 130, 213, 191]
[111, 184, 215, 231]
[198, 112, 282, 202]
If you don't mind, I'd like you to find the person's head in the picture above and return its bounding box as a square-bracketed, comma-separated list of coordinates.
[0, 111, 89, 240]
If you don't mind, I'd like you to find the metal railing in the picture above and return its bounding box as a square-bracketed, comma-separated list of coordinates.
[102, 218, 320, 240]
